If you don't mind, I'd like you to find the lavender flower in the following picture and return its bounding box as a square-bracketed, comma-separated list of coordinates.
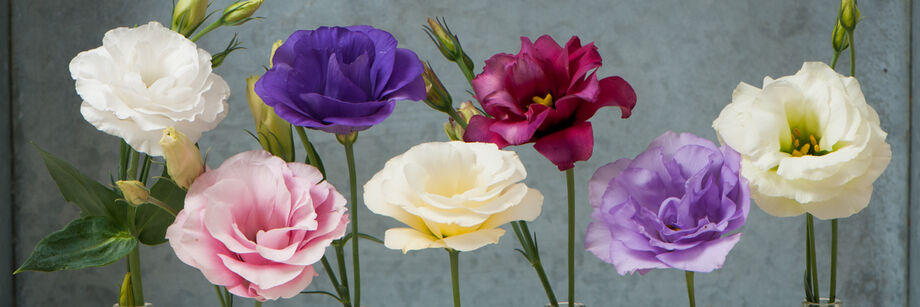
[586, 131, 750, 274]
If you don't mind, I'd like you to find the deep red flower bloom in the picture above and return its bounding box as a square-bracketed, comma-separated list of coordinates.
[463, 36, 636, 170]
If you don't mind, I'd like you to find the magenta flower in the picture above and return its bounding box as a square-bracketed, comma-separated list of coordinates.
[255, 26, 426, 134]
[586, 132, 749, 274]
[166, 150, 349, 301]
[463, 35, 636, 170]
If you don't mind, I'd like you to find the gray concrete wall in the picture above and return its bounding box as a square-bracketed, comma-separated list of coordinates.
[5, 0, 914, 306]
[1, 0, 12, 306]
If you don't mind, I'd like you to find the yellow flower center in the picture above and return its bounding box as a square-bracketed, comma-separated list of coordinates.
[787, 127, 828, 157]
[532, 93, 554, 108]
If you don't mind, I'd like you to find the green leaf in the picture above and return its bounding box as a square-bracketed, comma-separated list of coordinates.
[15, 216, 137, 273]
[34, 145, 126, 225]
[135, 173, 186, 245]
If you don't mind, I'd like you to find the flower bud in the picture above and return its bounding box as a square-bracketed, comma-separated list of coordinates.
[247, 75, 295, 161]
[457, 101, 482, 124]
[270, 40, 284, 67]
[116, 180, 149, 207]
[171, 0, 208, 37]
[839, 0, 860, 31]
[160, 127, 204, 189]
[422, 62, 452, 112]
[444, 120, 464, 141]
[119, 273, 134, 307]
[221, 0, 263, 26]
[831, 20, 849, 53]
[426, 17, 459, 59]
[336, 131, 359, 145]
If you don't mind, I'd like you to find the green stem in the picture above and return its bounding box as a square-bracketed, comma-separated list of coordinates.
[215, 286, 228, 307]
[830, 52, 840, 70]
[126, 149, 139, 180]
[320, 256, 344, 300]
[511, 221, 558, 306]
[829, 219, 838, 302]
[565, 168, 575, 305]
[190, 20, 222, 42]
[449, 249, 461, 307]
[254, 301, 262, 307]
[127, 246, 144, 305]
[334, 242, 352, 306]
[806, 214, 819, 301]
[138, 156, 152, 185]
[455, 59, 475, 88]
[685, 271, 696, 307]
[119, 141, 129, 180]
[848, 30, 855, 76]
[295, 126, 326, 177]
[342, 141, 361, 307]
[147, 197, 178, 217]
[446, 107, 468, 129]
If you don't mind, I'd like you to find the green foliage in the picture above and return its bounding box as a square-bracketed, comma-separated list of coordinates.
[15, 216, 137, 273]
[134, 173, 186, 245]
[35, 144, 126, 226]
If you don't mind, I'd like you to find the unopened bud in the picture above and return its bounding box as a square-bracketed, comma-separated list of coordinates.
[247, 75, 294, 161]
[422, 62, 452, 112]
[221, 0, 263, 26]
[171, 0, 208, 37]
[160, 128, 204, 189]
[831, 20, 849, 53]
[270, 40, 284, 67]
[116, 180, 149, 207]
[426, 17, 459, 58]
[336, 131, 359, 146]
[839, 0, 860, 31]
[444, 119, 464, 141]
[457, 101, 482, 124]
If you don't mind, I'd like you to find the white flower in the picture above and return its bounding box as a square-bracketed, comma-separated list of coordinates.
[69, 21, 229, 156]
[364, 141, 544, 253]
[713, 62, 891, 220]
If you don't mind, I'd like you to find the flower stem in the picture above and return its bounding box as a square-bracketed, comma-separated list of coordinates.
[126, 148, 140, 180]
[254, 301, 262, 307]
[138, 155, 152, 185]
[446, 107, 468, 129]
[829, 219, 838, 302]
[848, 30, 855, 76]
[830, 52, 840, 70]
[806, 213, 819, 301]
[334, 242, 352, 307]
[295, 126, 326, 176]
[449, 249, 461, 307]
[685, 271, 696, 307]
[127, 246, 144, 305]
[320, 256, 344, 300]
[215, 286, 228, 307]
[456, 60, 475, 88]
[342, 140, 361, 307]
[510, 221, 558, 306]
[190, 20, 222, 42]
[565, 168, 575, 305]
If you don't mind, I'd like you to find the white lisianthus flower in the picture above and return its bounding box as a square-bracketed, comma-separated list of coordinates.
[364, 141, 544, 252]
[713, 62, 891, 220]
[69, 21, 230, 156]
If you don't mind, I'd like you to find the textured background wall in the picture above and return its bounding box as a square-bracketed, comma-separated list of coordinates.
[4, 0, 914, 306]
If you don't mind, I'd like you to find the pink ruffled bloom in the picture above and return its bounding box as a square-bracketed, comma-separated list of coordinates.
[166, 150, 348, 301]
[463, 36, 637, 170]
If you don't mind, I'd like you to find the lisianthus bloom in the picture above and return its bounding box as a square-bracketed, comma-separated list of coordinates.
[364, 141, 543, 252]
[166, 150, 348, 301]
[463, 36, 637, 170]
[712, 62, 891, 220]
[586, 132, 749, 274]
[255, 26, 426, 134]
[70, 21, 229, 156]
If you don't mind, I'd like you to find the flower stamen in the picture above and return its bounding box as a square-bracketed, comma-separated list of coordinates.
[789, 127, 826, 157]
[532, 93, 554, 107]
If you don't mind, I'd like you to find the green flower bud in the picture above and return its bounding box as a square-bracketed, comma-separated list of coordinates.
[422, 62, 452, 112]
[221, 0, 263, 26]
[116, 180, 149, 207]
[426, 17, 459, 59]
[444, 120, 464, 141]
[839, 0, 860, 31]
[159, 127, 204, 189]
[270, 40, 284, 67]
[831, 20, 849, 53]
[247, 75, 295, 161]
[171, 0, 208, 37]
[457, 101, 482, 124]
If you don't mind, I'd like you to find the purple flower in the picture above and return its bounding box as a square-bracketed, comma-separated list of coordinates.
[255, 26, 426, 134]
[585, 131, 750, 274]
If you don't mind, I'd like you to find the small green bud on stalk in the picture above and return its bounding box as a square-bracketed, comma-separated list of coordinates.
[831, 21, 849, 53]
[171, 0, 208, 37]
[426, 17, 459, 58]
[444, 120, 464, 141]
[116, 180, 149, 207]
[159, 128, 204, 189]
[839, 0, 860, 31]
[422, 62, 453, 112]
[457, 101, 482, 123]
[221, 0, 263, 26]
[443, 101, 481, 141]
[247, 75, 295, 161]
[336, 131, 359, 146]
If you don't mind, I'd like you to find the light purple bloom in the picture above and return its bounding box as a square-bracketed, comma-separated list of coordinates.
[585, 131, 749, 274]
[255, 26, 426, 134]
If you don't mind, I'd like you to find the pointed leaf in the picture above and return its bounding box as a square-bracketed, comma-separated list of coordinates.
[34, 145, 126, 225]
[15, 216, 136, 273]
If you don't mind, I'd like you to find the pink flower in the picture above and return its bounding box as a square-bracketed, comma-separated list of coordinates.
[463, 36, 637, 170]
[166, 150, 348, 301]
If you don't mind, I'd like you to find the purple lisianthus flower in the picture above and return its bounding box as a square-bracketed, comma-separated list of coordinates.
[255, 26, 426, 134]
[585, 131, 750, 274]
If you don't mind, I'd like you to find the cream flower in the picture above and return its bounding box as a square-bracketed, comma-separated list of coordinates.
[69, 21, 230, 156]
[364, 141, 544, 252]
[713, 62, 891, 220]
